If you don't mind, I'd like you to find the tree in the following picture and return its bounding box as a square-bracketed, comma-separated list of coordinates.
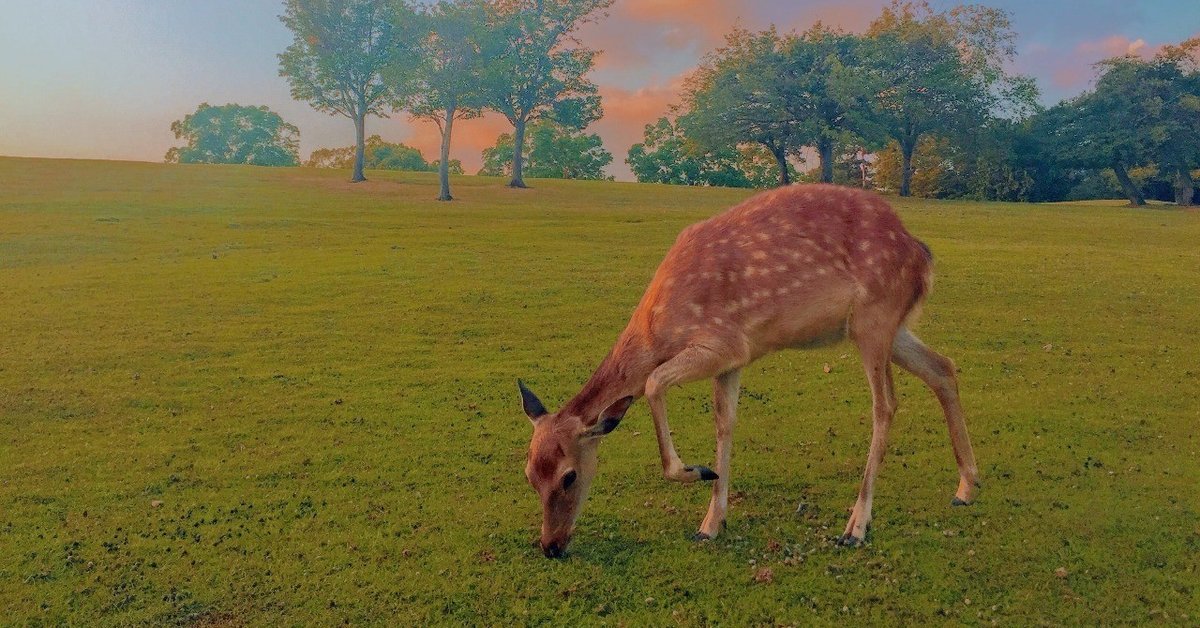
[1039, 96, 1147, 206]
[479, 0, 611, 188]
[857, 1, 1036, 196]
[625, 117, 754, 188]
[1091, 48, 1200, 205]
[304, 135, 434, 171]
[279, 0, 412, 182]
[165, 103, 300, 166]
[478, 121, 612, 180]
[403, 0, 487, 200]
[681, 28, 800, 186]
[782, 24, 866, 182]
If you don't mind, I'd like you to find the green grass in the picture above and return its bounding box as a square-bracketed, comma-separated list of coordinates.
[1, 157, 1197, 625]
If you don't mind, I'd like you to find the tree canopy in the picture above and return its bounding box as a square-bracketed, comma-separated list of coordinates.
[403, 0, 489, 199]
[478, 0, 611, 188]
[165, 103, 300, 166]
[279, 0, 414, 182]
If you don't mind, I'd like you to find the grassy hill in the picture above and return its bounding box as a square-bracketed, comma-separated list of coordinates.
[1, 157, 1197, 624]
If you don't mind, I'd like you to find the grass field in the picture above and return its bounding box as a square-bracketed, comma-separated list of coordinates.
[1, 156, 1197, 625]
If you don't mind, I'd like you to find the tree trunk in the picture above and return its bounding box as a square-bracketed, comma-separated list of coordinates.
[899, 137, 916, 197]
[437, 105, 456, 202]
[1174, 164, 1195, 206]
[1111, 160, 1145, 206]
[818, 138, 834, 184]
[352, 110, 367, 183]
[772, 146, 790, 187]
[509, 118, 528, 188]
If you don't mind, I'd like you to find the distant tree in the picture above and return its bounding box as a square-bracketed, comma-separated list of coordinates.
[432, 159, 465, 175]
[279, 0, 413, 182]
[1091, 47, 1200, 205]
[625, 117, 753, 188]
[305, 135, 435, 171]
[856, 1, 1037, 196]
[478, 0, 611, 188]
[479, 121, 612, 180]
[681, 28, 800, 186]
[402, 0, 487, 200]
[165, 103, 300, 166]
[873, 135, 948, 198]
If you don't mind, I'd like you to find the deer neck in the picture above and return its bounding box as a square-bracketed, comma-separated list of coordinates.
[562, 327, 655, 422]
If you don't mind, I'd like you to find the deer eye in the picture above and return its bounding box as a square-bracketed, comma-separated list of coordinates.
[561, 470, 577, 490]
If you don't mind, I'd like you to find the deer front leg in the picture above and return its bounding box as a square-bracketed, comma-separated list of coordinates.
[645, 345, 730, 484]
[841, 329, 899, 547]
[696, 368, 741, 540]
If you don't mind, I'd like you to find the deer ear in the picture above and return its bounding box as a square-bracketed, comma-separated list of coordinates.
[518, 379, 548, 423]
[583, 396, 635, 439]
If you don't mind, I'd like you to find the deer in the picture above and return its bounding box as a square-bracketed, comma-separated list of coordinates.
[519, 184, 979, 558]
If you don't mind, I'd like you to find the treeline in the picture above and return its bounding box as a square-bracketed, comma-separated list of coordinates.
[628, 1, 1200, 205]
[277, 0, 612, 200]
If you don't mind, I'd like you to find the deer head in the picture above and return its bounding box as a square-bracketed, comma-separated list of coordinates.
[519, 380, 633, 558]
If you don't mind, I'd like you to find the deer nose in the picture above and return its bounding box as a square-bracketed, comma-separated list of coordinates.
[542, 541, 565, 559]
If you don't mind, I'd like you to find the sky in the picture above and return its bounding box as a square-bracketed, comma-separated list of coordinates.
[1, 0, 1198, 180]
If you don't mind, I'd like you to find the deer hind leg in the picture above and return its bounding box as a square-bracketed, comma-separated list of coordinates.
[696, 368, 741, 540]
[891, 327, 979, 505]
[645, 345, 735, 484]
[840, 309, 901, 547]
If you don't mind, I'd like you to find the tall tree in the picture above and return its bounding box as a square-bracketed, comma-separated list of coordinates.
[165, 103, 300, 166]
[681, 28, 800, 186]
[1040, 94, 1147, 206]
[781, 24, 865, 183]
[279, 0, 412, 182]
[857, 1, 1036, 196]
[479, 0, 611, 188]
[479, 121, 612, 180]
[403, 0, 487, 200]
[1092, 48, 1200, 206]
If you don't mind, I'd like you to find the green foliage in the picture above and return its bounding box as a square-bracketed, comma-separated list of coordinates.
[681, 28, 799, 185]
[477, 0, 611, 186]
[4, 157, 1200, 624]
[164, 103, 300, 166]
[479, 121, 612, 180]
[305, 135, 440, 172]
[626, 117, 753, 188]
[278, 0, 416, 180]
[402, 0, 489, 199]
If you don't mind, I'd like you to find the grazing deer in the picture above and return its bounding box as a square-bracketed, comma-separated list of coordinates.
[519, 184, 978, 558]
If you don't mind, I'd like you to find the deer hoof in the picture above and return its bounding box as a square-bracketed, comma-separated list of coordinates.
[688, 465, 718, 481]
[951, 497, 973, 507]
[837, 534, 862, 547]
[692, 532, 712, 542]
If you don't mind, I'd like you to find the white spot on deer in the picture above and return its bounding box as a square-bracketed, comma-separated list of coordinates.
[756, 232, 771, 242]
[888, 230, 898, 241]
[752, 250, 768, 260]
[775, 287, 789, 296]
[816, 268, 828, 276]
[859, 241, 871, 251]
[775, 264, 788, 273]
[712, 317, 724, 325]
[791, 279, 803, 288]
[743, 267, 759, 278]
[689, 303, 704, 316]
